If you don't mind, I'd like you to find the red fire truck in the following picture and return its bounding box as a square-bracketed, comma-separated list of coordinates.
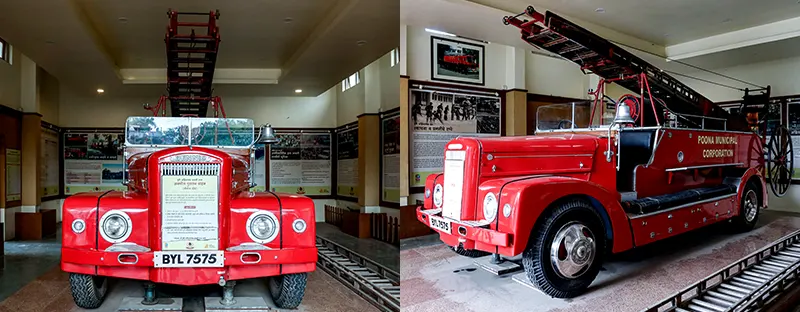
[441, 47, 480, 75]
[61, 118, 316, 309]
[415, 6, 794, 298]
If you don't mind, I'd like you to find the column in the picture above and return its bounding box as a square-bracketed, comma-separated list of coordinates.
[399, 76, 409, 206]
[19, 54, 40, 213]
[504, 90, 528, 136]
[357, 114, 380, 212]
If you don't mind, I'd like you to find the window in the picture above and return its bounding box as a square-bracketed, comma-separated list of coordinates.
[341, 71, 361, 92]
[0, 37, 7, 63]
[390, 48, 399, 67]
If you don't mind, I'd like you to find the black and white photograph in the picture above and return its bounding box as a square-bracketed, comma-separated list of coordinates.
[431, 36, 485, 85]
[410, 90, 500, 134]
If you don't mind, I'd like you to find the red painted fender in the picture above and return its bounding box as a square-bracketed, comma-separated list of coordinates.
[497, 175, 634, 256]
[737, 167, 767, 211]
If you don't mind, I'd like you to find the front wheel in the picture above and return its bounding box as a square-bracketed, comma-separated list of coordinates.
[268, 273, 308, 309]
[522, 199, 605, 298]
[68, 273, 108, 309]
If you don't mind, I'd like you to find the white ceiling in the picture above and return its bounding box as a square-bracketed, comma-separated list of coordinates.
[0, 0, 399, 97]
[469, 0, 800, 46]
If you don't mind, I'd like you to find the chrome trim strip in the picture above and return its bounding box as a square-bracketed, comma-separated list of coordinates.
[420, 208, 442, 215]
[105, 242, 151, 252]
[240, 252, 262, 264]
[665, 163, 746, 172]
[493, 154, 593, 159]
[629, 194, 736, 219]
[117, 253, 139, 265]
[227, 243, 272, 251]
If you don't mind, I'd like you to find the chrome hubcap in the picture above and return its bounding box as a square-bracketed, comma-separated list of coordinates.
[744, 190, 758, 222]
[550, 222, 595, 279]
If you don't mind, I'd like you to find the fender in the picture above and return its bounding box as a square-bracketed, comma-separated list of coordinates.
[499, 175, 634, 256]
[735, 167, 767, 211]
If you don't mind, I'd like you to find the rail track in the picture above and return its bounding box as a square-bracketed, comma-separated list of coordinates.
[315, 236, 400, 312]
[644, 230, 800, 312]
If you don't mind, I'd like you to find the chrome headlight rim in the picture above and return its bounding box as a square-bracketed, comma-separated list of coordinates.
[247, 210, 280, 244]
[71, 219, 86, 234]
[483, 192, 498, 222]
[99, 210, 132, 243]
[503, 203, 512, 218]
[433, 184, 444, 207]
[292, 219, 307, 233]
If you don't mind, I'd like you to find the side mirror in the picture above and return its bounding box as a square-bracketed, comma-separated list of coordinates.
[256, 124, 279, 145]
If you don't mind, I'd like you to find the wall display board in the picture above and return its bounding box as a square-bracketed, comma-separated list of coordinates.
[268, 131, 333, 196]
[5, 149, 21, 201]
[787, 102, 800, 180]
[41, 126, 60, 197]
[409, 87, 502, 188]
[335, 124, 358, 199]
[381, 110, 401, 205]
[63, 131, 127, 195]
[250, 145, 267, 192]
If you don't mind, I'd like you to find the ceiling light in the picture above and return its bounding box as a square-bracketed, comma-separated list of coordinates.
[97, 88, 105, 94]
[45, 40, 55, 45]
[595, 8, 606, 13]
[356, 40, 367, 46]
[425, 28, 456, 37]
[284, 17, 293, 23]
[722, 18, 732, 23]
[295, 89, 302, 93]
[118, 17, 128, 23]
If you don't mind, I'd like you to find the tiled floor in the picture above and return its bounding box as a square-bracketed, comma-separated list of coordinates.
[316, 222, 400, 272]
[400, 210, 800, 312]
[0, 230, 61, 302]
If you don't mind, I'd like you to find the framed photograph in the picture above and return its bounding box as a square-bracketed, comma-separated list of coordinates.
[430, 36, 485, 85]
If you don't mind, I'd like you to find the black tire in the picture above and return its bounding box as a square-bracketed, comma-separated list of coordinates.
[449, 245, 490, 258]
[730, 181, 761, 232]
[68, 273, 108, 309]
[522, 199, 605, 298]
[268, 273, 307, 309]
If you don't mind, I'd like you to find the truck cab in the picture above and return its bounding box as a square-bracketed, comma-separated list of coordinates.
[61, 116, 316, 309]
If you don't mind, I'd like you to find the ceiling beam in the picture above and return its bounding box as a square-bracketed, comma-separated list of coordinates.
[666, 16, 800, 61]
[280, 0, 360, 79]
[120, 68, 282, 85]
[67, 0, 123, 81]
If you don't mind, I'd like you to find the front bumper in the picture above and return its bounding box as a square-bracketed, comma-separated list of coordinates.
[416, 206, 511, 251]
[61, 247, 317, 285]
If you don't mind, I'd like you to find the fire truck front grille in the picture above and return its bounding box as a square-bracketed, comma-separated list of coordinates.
[158, 162, 221, 251]
[159, 163, 220, 176]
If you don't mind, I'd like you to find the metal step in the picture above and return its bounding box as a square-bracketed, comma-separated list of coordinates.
[316, 236, 399, 312]
[643, 230, 800, 312]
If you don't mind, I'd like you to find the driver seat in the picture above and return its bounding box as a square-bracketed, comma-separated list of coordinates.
[616, 129, 657, 192]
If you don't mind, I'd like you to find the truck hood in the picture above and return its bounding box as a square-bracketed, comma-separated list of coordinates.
[453, 133, 601, 178]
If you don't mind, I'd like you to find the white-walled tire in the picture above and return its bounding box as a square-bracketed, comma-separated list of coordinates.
[268, 273, 307, 309]
[69, 273, 108, 309]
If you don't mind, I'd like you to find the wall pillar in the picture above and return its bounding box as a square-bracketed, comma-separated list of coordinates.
[505, 90, 528, 136]
[20, 114, 41, 213]
[399, 76, 409, 206]
[357, 114, 381, 212]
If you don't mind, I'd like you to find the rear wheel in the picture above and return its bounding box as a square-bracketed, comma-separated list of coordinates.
[68, 273, 108, 309]
[449, 245, 489, 258]
[522, 199, 605, 298]
[268, 273, 307, 309]
[730, 181, 761, 232]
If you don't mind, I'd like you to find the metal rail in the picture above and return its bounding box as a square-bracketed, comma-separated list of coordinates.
[644, 229, 800, 312]
[315, 236, 400, 312]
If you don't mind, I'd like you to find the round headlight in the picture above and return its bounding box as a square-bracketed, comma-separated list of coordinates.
[71, 219, 86, 234]
[503, 203, 512, 218]
[247, 211, 279, 244]
[292, 219, 307, 233]
[433, 184, 444, 207]
[99, 211, 132, 243]
[483, 192, 498, 222]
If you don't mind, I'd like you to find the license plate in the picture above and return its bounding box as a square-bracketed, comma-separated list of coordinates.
[429, 215, 452, 234]
[153, 251, 225, 268]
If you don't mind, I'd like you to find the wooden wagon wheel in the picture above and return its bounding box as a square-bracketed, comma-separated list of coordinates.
[766, 125, 794, 197]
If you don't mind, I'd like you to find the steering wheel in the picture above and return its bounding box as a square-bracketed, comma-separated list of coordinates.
[557, 119, 574, 129]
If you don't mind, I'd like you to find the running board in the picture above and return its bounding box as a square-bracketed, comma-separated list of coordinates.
[643, 229, 800, 312]
[316, 236, 400, 312]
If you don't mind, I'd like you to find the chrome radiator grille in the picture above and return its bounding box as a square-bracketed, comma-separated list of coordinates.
[159, 163, 220, 176]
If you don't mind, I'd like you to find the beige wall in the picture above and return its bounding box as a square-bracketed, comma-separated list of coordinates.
[37, 67, 60, 124]
[0, 47, 21, 110]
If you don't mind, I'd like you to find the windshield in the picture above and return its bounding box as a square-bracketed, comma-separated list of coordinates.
[125, 117, 255, 147]
[536, 102, 613, 132]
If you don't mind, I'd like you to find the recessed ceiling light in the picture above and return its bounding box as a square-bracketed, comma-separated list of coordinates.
[118, 17, 128, 23]
[595, 8, 606, 13]
[45, 40, 55, 45]
[284, 17, 293, 23]
[96, 88, 105, 94]
[356, 40, 367, 46]
[295, 89, 302, 93]
[722, 18, 732, 23]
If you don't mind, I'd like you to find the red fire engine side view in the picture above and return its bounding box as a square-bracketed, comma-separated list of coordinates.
[415, 6, 794, 298]
[61, 118, 317, 309]
[441, 47, 480, 75]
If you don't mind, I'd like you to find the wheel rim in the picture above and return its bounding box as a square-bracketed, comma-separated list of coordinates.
[744, 189, 759, 222]
[550, 222, 596, 279]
